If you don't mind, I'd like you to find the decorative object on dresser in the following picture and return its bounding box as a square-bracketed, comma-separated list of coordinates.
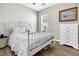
[59, 7, 78, 22]
[0, 34, 8, 48]
[60, 24, 79, 49]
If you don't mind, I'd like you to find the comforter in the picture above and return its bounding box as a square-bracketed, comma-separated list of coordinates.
[8, 32, 29, 56]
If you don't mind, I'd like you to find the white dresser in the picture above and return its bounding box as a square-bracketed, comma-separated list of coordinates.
[60, 24, 79, 49]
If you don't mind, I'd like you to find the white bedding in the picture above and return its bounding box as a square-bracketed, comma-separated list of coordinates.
[8, 32, 29, 56]
[8, 31, 53, 56]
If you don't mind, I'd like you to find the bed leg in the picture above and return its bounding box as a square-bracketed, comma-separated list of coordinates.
[27, 30, 30, 56]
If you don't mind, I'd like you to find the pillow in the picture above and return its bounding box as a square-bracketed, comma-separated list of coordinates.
[13, 26, 27, 33]
[12, 22, 33, 33]
[26, 25, 33, 33]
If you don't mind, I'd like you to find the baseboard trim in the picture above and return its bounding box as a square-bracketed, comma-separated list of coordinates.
[53, 39, 60, 44]
[54, 39, 60, 42]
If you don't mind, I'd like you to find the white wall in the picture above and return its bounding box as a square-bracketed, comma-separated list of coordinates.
[38, 3, 79, 41]
[0, 3, 37, 36]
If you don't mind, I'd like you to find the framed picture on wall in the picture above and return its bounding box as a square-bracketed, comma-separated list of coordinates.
[59, 7, 77, 22]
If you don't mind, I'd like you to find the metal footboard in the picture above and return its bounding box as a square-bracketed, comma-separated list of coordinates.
[27, 30, 54, 55]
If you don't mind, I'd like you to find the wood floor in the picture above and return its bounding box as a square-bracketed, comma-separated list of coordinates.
[0, 42, 79, 56]
[35, 42, 79, 56]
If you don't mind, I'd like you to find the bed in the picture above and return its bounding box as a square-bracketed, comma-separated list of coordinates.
[8, 23, 54, 56]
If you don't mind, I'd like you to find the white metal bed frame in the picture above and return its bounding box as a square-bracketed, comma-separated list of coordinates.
[7, 22, 54, 56]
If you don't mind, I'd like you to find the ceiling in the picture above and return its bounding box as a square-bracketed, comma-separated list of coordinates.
[21, 3, 57, 11]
